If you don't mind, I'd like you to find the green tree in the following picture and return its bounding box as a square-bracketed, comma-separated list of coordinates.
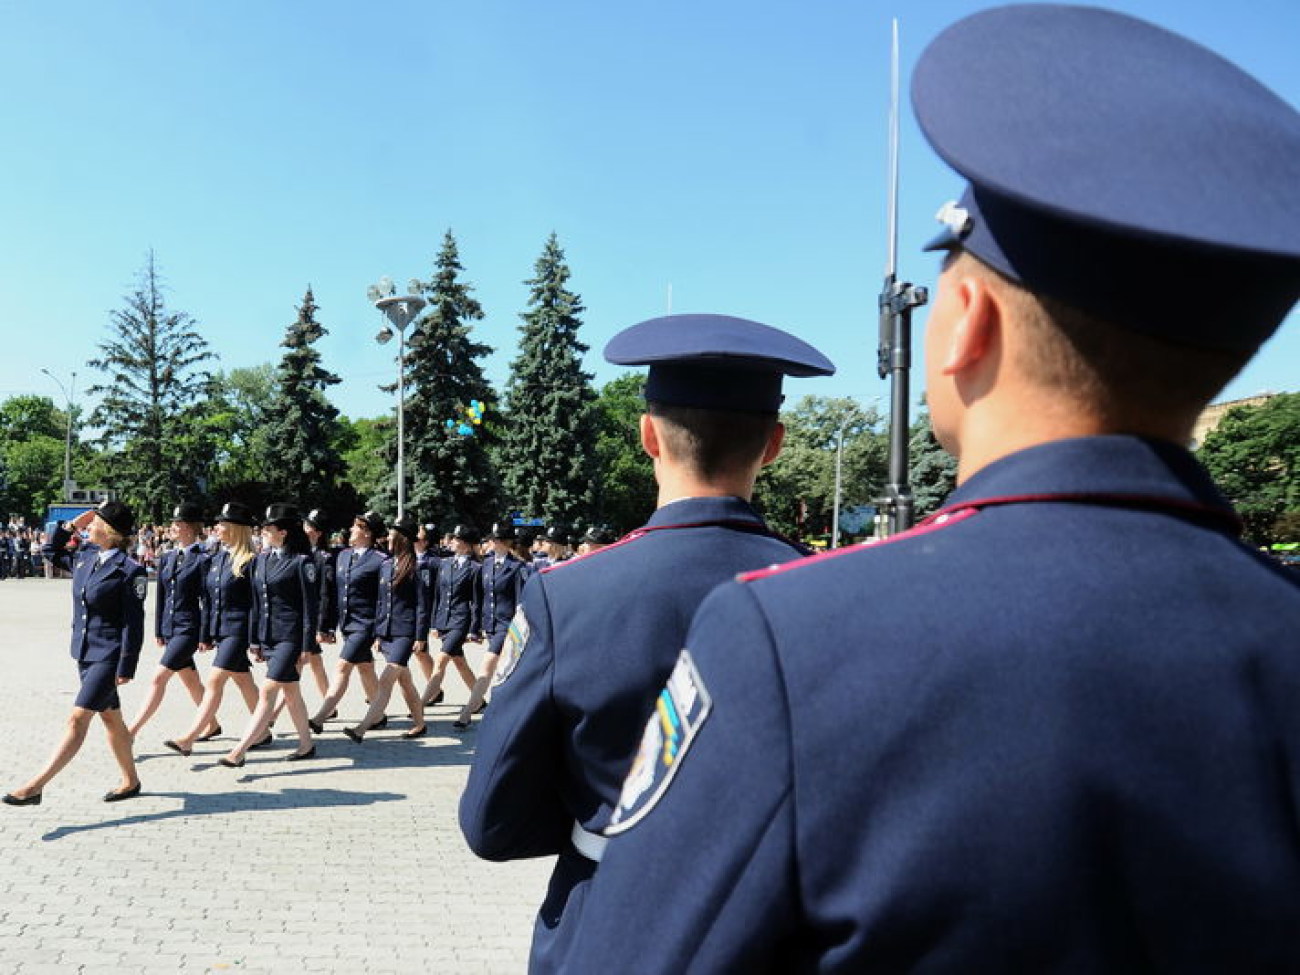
[908, 402, 959, 519]
[86, 252, 216, 521]
[499, 233, 598, 526]
[1198, 392, 1300, 544]
[340, 415, 390, 512]
[0, 395, 68, 520]
[756, 395, 887, 538]
[373, 232, 501, 526]
[593, 373, 656, 532]
[0, 395, 65, 442]
[257, 288, 346, 507]
[206, 364, 277, 491]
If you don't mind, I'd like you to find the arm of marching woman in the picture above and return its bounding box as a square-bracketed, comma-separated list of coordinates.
[119, 563, 149, 681]
[300, 556, 320, 651]
[470, 562, 483, 636]
[415, 562, 433, 643]
[566, 581, 802, 973]
[317, 551, 337, 635]
[154, 550, 167, 642]
[459, 575, 573, 860]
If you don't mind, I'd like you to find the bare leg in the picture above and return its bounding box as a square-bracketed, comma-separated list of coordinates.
[310, 661, 356, 726]
[453, 656, 478, 691]
[397, 669, 425, 728]
[127, 666, 176, 738]
[223, 684, 282, 765]
[421, 654, 452, 706]
[231, 672, 260, 713]
[278, 683, 314, 754]
[456, 654, 499, 724]
[10, 708, 95, 797]
[100, 709, 140, 791]
[357, 662, 379, 701]
[305, 653, 329, 697]
[350, 666, 402, 736]
[411, 648, 434, 683]
[172, 669, 233, 750]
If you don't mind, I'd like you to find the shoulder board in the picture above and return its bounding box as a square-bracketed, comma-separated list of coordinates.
[738, 507, 980, 584]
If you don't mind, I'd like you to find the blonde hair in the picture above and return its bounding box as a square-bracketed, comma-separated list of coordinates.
[100, 525, 130, 553]
[224, 523, 256, 578]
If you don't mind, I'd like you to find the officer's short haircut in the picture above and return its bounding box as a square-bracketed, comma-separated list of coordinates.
[647, 401, 778, 479]
[961, 253, 1252, 424]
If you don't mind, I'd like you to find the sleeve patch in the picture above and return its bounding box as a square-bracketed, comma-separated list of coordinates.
[492, 606, 531, 687]
[305, 562, 318, 585]
[606, 649, 712, 835]
[132, 575, 148, 602]
[421, 569, 431, 587]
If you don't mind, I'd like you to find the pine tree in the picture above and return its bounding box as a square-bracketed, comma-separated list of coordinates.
[258, 288, 346, 508]
[499, 233, 598, 526]
[371, 231, 501, 527]
[87, 252, 216, 522]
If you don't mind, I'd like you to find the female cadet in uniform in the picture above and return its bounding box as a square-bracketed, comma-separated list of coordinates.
[128, 502, 218, 742]
[4, 501, 146, 805]
[343, 515, 431, 741]
[218, 504, 318, 766]
[162, 502, 264, 757]
[308, 512, 386, 731]
[420, 524, 483, 709]
[452, 521, 527, 730]
[409, 523, 439, 690]
[299, 509, 336, 701]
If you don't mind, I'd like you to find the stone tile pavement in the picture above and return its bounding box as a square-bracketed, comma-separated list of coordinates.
[0, 577, 553, 973]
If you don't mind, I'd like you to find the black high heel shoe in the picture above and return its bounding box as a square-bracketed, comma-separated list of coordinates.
[103, 783, 142, 803]
[3, 792, 41, 806]
[285, 746, 317, 762]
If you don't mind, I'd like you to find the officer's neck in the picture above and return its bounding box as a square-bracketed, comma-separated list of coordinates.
[654, 462, 755, 510]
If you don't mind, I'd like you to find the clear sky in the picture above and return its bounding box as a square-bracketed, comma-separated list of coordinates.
[2, 0, 1296, 424]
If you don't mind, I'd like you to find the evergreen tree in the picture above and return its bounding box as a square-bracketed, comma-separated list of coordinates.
[908, 401, 958, 518]
[592, 373, 657, 532]
[258, 288, 346, 507]
[499, 233, 598, 526]
[371, 231, 501, 527]
[87, 252, 216, 522]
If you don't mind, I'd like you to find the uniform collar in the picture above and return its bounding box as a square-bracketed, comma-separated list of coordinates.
[945, 436, 1235, 521]
[645, 495, 765, 530]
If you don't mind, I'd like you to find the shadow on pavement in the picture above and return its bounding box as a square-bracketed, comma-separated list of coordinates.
[40, 787, 406, 842]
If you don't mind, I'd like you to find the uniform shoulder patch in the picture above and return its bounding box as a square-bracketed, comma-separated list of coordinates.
[421, 569, 431, 587]
[132, 574, 149, 602]
[492, 606, 531, 687]
[606, 649, 712, 835]
[305, 561, 318, 585]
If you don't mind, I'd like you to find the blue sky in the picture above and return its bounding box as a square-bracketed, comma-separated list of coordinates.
[2, 0, 1296, 424]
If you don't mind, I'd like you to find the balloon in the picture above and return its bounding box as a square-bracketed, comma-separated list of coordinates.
[457, 423, 473, 436]
[445, 419, 455, 430]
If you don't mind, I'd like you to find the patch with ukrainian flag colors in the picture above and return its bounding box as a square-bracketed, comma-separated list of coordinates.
[606, 649, 712, 834]
[492, 606, 531, 686]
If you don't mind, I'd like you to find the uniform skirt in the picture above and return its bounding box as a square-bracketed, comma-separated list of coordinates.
[75, 660, 121, 711]
[486, 629, 509, 656]
[212, 635, 252, 674]
[340, 629, 376, 665]
[159, 634, 199, 671]
[263, 641, 301, 683]
[379, 636, 416, 667]
[438, 627, 469, 659]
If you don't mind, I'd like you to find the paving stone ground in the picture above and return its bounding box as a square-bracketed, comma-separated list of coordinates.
[0, 576, 552, 973]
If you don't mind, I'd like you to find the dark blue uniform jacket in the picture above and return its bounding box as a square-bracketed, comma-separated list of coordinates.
[480, 552, 528, 635]
[569, 436, 1300, 973]
[155, 544, 208, 641]
[375, 558, 432, 641]
[311, 546, 337, 634]
[332, 546, 386, 635]
[250, 551, 319, 651]
[46, 541, 147, 680]
[460, 495, 806, 972]
[202, 548, 254, 644]
[433, 556, 482, 633]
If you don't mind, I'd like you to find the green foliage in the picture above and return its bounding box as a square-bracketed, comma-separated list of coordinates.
[498, 233, 599, 526]
[1, 435, 64, 521]
[86, 252, 216, 522]
[340, 415, 390, 510]
[756, 395, 887, 538]
[909, 404, 958, 518]
[592, 373, 656, 532]
[373, 231, 501, 526]
[206, 364, 278, 489]
[257, 287, 346, 507]
[1198, 392, 1300, 544]
[0, 395, 65, 443]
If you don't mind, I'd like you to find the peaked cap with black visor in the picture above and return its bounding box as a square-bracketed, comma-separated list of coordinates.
[604, 314, 835, 414]
[912, 4, 1300, 353]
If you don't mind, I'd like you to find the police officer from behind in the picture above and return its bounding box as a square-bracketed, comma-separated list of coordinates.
[5, 500, 147, 805]
[420, 524, 483, 709]
[128, 501, 216, 742]
[569, 8, 1300, 971]
[459, 313, 834, 971]
[451, 520, 529, 730]
[308, 511, 387, 732]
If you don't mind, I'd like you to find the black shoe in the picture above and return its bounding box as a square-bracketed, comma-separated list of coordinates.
[401, 725, 427, 739]
[249, 732, 275, 750]
[285, 746, 316, 762]
[424, 690, 444, 709]
[103, 783, 142, 803]
[452, 719, 470, 731]
[343, 728, 363, 743]
[473, 700, 488, 715]
[218, 756, 245, 769]
[373, 716, 388, 730]
[3, 792, 41, 806]
[195, 724, 223, 742]
[163, 740, 192, 757]
[307, 720, 323, 735]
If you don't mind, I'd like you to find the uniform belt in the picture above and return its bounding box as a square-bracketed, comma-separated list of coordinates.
[570, 822, 608, 862]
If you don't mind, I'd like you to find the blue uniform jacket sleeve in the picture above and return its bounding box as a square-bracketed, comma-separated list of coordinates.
[415, 563, 432, 641]
[459, 576, 572, 860]
[154, 551, 168, 641]
[41, 524, 79, 573]
[249, 555, 265, 647]
[470, 562, 483, 634]
[119, 563, 148, 680]
[317, 552, 336, 633]
[300, 556, 319, 650]
[567, 581, 800, 972]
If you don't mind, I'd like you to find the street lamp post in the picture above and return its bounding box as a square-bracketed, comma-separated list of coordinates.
[831, 416, 850, 549]
[40, 368, 76, 501]
[370, 281, 426, 520]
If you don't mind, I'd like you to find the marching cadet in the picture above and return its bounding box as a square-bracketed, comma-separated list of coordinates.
[459, 313, 834, 970]
[219, 504, 318, 766]
[128, 502, 217, 741]
[5, 501, 146, 805]
[343, 515, 432, 741]
[164, 502, 264, 758]
[451, 520, 528, 731]
[299, 509, 336, 701]
[410, 522, 440, 691]
[569, 7, 1300, 970]
[420, 524, 482, 709]
[308, 511, 387, 731]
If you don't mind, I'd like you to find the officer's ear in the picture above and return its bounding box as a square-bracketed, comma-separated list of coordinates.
[937, 273, 1000, 378]
[758, 421, 785, 467]
[640, 413, 663, 462]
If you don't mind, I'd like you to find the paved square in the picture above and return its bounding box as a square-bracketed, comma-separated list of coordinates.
[0, 577, 552, 973]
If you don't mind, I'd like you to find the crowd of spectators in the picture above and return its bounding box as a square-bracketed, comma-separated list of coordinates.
[0, 519, 48, 579]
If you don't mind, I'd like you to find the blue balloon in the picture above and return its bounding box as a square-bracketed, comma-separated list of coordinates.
[445, 419, 455, 430]
[457, 423, 473, 436]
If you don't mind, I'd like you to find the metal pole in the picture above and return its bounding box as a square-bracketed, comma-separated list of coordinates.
[831, 418, 848, 548]
[397, 328, 406, 520]
[41, 368, 76, 499]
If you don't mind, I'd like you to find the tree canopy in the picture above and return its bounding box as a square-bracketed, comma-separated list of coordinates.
[1198, 392, 1300, 544]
